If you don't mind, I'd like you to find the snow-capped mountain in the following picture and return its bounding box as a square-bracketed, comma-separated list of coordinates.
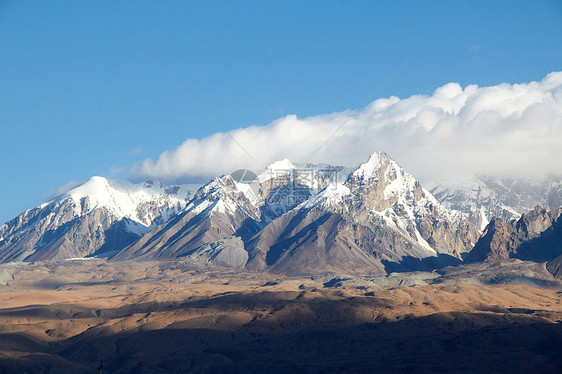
[112, 160, 321, 261]
[114, 152, 479, 275]
[0, 177, 198, 262]
[430, 175, 562, 230]
[111, 174, 264, 261]
[245, 152, 478, 275]
[4, 150, 556, 276]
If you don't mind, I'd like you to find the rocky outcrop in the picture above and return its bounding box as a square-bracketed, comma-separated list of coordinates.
[466, 206, 562, 263]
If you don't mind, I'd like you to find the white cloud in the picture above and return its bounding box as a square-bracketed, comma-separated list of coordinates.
[131, 72, 562, 185]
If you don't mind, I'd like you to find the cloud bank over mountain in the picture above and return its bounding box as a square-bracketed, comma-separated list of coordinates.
[132, 72, 562, 184]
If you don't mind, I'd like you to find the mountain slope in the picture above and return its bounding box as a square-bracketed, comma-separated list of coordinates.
[0, 177, 196, 262]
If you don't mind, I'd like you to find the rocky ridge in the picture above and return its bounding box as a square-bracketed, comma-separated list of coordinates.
[466, 206, 562, 263]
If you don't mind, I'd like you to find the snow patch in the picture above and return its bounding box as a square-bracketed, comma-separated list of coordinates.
[266, 159, 296, 171]
[353, 152, 382, 179]
[501, 204, 521, 217]
[302, 183, 350, 209]
[46, 176, 198, 227]
[124, 220, 152, 236]
[186, 199, 213, 215]
[258, 159, 297, 183]
[479, 206, 489, 231]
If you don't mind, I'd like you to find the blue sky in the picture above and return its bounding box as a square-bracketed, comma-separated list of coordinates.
[1, 1, 561, 224]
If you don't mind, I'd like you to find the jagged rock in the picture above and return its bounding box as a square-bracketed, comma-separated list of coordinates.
[466, 206, 562, 263]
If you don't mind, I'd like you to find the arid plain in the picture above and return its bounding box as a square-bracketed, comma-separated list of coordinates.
[0, 259, 560, 373]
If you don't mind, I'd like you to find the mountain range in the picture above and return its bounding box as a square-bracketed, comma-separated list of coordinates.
[1, 151, 560, 275]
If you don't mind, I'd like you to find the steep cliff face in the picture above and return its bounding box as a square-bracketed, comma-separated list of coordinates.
[466, 206, 562, 263]
[464, 218, 519, 263]
[345, 152, 478, 261]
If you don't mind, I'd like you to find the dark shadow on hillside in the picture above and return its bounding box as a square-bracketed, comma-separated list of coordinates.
[381, 253, 462, 273]
[516, 215, 562, 262]
[2, 311, 560, 374]
[91, 219, 142, 257]
[265, 212, 332, 266]
[381, 253, 462, 274]
[234, 217, 264, 242]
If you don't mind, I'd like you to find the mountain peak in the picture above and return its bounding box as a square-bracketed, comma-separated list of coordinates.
[63, 176, 110, 200]
[265, 159, 296, 171]
[351, 151, 392, 179]
[51, 177, 197, 225]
